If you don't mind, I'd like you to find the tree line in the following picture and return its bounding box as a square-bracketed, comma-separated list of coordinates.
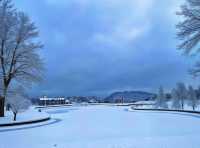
[155, 83, 200, 111]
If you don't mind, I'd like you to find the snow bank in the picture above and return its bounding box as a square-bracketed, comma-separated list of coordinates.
[0, 107, 50, 125]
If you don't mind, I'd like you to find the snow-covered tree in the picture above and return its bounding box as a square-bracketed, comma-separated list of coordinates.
[188, 85, 198, 110]
[171, 88, 181, 109]
[155, 86, 168, 109]
[0, 0, 43, 117]
[176, 82, 188, 110]
[177, 0, 200, 76]
[7, 89, 31, 121]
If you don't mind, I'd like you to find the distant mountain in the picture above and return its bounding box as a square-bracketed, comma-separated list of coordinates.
[104, 91, 156, 103]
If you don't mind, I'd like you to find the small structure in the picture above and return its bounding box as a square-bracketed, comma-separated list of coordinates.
[65, 99, 70, 104]
[88, 99, 98, 103]
[39, 96, 69, 106]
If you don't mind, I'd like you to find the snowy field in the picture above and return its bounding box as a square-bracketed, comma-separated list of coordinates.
[1, 105, 200, 148]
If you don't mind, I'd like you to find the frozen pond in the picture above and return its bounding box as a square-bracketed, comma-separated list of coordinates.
[1, 105, 200, 148]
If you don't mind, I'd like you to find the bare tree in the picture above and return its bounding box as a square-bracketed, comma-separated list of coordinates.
[155, 86, 168, 109]
[188, 85, 198, 110]
[0, 0, 43, 117]
[171, 88, 182, 109]
[176, 82, 188, 110]
[177, 0, 200, 76]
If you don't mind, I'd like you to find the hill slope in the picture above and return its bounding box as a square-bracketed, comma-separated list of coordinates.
[104, 91, 156, 103]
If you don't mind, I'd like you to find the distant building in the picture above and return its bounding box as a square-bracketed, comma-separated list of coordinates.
[65, 99, 70, 104]
[39, 96, 70, 106]
[88, 99, 98, 103]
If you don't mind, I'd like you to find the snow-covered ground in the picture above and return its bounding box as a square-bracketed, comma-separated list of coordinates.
[0, 107, 49, 124]
[1, 105, 200, 148]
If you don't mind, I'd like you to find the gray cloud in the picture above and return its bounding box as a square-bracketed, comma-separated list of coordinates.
[15, 0, 198, 97]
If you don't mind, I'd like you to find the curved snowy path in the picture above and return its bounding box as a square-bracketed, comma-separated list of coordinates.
[1, 106, 200, 148]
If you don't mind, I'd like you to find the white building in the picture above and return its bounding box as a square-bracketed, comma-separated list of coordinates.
[39, 96, 69, 106]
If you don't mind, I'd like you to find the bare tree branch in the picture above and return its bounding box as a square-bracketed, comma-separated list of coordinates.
[177, 0, 200, 76]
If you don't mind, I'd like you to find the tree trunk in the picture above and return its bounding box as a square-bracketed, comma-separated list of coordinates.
[181, 99, 184, 110]
[0, 96, 5, 117]
[0, 86, 8, 117]
[13, 112, 17, 121]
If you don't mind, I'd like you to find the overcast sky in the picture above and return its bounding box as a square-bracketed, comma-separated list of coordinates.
[15, 0, 199, 97]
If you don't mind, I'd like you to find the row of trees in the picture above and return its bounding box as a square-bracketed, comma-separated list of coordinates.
[0, 0, 43, 120]
[155, 83, 200, 110]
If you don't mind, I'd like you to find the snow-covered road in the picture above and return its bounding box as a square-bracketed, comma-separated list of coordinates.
[1, 105, 200, 148]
